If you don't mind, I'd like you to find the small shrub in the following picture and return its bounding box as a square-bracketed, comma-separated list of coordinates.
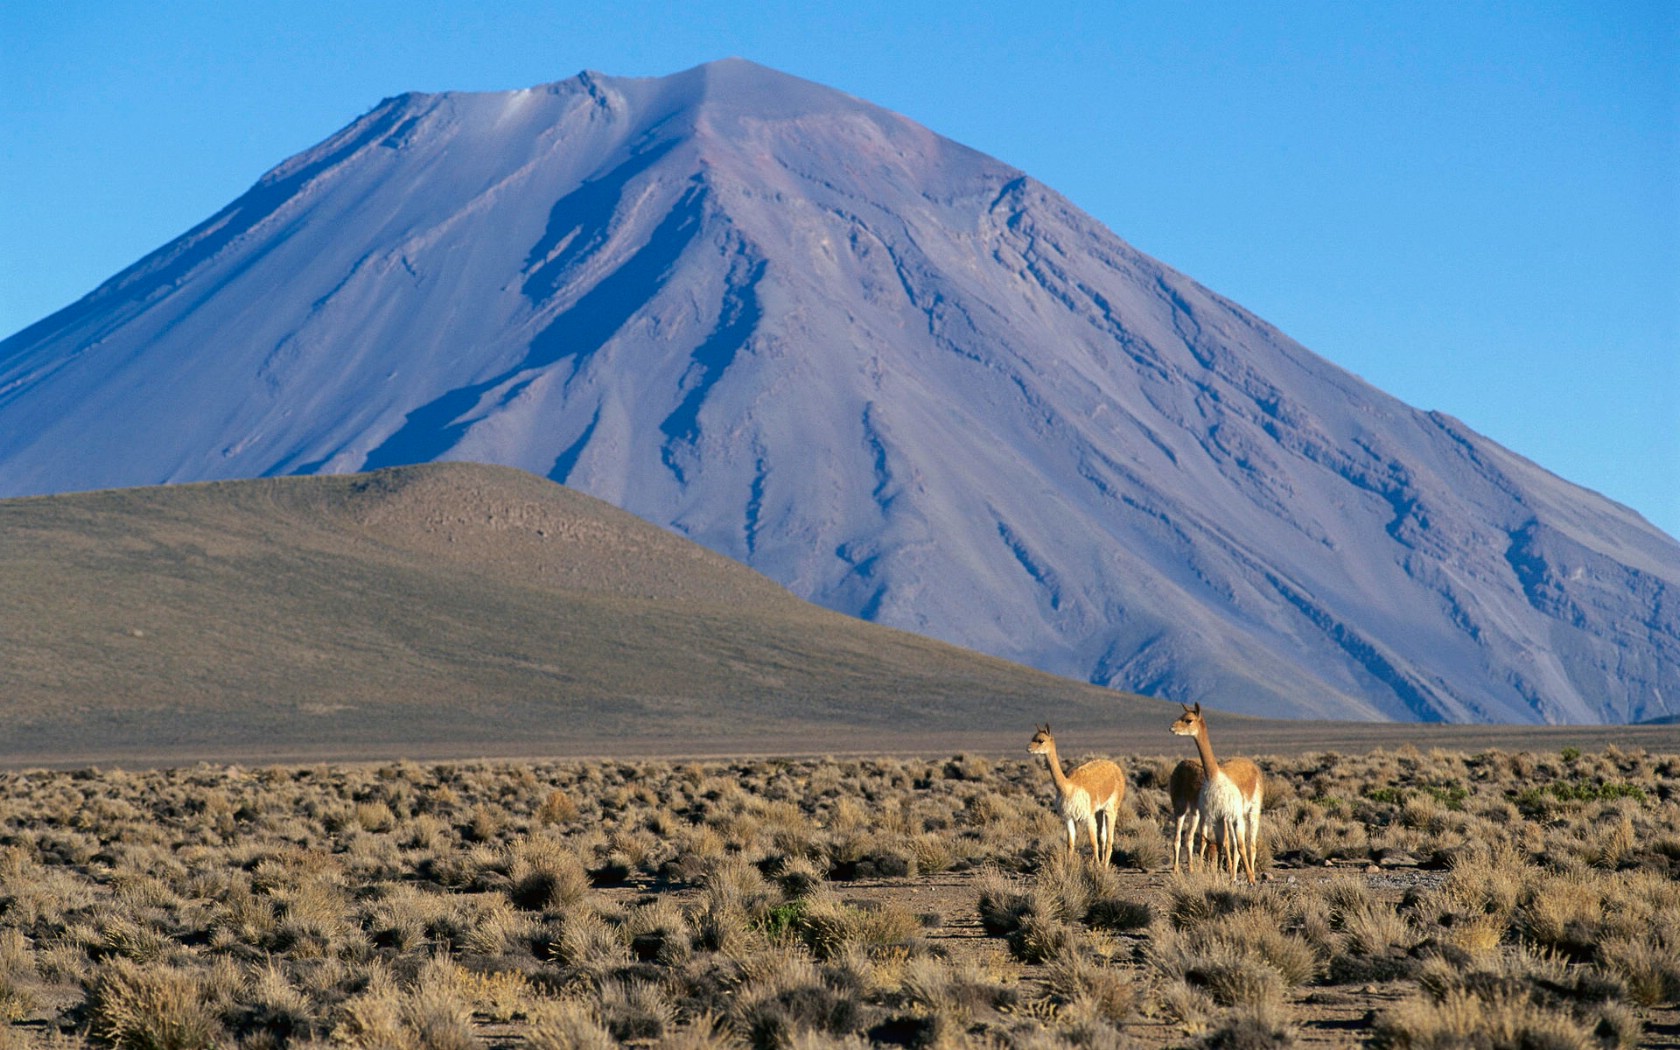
[759, 900, 809, 943]
[1517, 873, 1607, 962]
[1421, 785, 1468, 811]
[734, 972, 865, 1049]
[97, 916, 172, 964]
[657, 1011, 741, 1050]
[551, 909, 630, 982]
[1085, 894, 1154, 933]
[88, 959, 223, 1050]
[1046, 951, 1141, 1023]
[623, 897, 693, 966]
[1113, 823, 1166, 871]
[240, 963, 315, 1045]
[943, 754, 992, 781]
[460, 894, 535, 958]
[537, 789, 579, 825]
[525, 1000, 616, 1050]
[770, 854, 826, 898]
[598, 978, 676, 1043]
[907, 832, 956, 875]
[1008, 911, 1081, 965]
[464, 804, 505, 843]
[1031, 854, 1095, 925]
[507, 836, 592, 913]
[1372, 986, 1598, 1050]
[353, 801, 395, 833]
[1200, 997, 1297, 1050]
[1220, 909, 1321, 989]
[1192, 944, 1288, 1009]
[0, 974, 34, 1023]
[898, 953, 1013, 1023]
[795, 893, 923, 960]
[401, 988, 480, 1050]
[974, 869, 1034, 937]
[1599, 931, 1680, 1007]
[328, 971, 407, 1049]
[1167, 874, 1249, 930]
[1158, 976, 1217, 1032]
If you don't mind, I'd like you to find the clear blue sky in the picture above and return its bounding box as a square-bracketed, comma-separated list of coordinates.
[4, 1, 1676, 538]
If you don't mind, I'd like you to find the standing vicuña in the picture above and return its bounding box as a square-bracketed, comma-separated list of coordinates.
[1168, 758, 1208, 873]
[1169, 703, 1264, 883]
[1028, 724, 1126, 867]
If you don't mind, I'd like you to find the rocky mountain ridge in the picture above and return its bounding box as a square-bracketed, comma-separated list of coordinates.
[2, 59, 1674, 723]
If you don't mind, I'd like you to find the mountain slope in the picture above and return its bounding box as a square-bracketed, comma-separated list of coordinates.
[0, 463, 1166, 762]
[2, 59, 1675, 723]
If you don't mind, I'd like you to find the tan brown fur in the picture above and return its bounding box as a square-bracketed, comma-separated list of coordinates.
[1028, 724, 1126, 867]
[1169, 703, 1265, 883]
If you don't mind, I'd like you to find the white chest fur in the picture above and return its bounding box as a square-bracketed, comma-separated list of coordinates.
[1199, 771, 1246, 828]
[1058, 787, 1097, 825]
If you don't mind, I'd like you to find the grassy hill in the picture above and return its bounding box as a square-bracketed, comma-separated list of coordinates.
[0, 463, 1181, 764]
[5, 462, 1675, 768]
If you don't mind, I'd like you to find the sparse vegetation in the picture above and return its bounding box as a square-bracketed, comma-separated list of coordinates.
[0, 746, 1675, 1047]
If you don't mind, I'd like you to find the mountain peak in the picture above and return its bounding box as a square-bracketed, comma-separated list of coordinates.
[523, 58, 881, 135]
[607, 57, 865, 111]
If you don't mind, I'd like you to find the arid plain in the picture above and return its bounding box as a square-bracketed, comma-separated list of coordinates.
[3, 745, 1678, 1049]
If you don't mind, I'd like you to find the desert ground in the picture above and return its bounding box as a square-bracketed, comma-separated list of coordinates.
[2, 734, 1677, 1049]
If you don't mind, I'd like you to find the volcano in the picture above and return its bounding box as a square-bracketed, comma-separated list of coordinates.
[2, 59, 1675, 723]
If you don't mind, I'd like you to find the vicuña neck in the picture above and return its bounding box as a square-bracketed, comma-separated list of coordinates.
[1041, 742, 1071, 793]
[1192, 727, 1221, 780]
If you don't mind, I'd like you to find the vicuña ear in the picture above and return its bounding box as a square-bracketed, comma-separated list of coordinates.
[1192, 702, 1202, 714]
[1181, 703, 1192, 713]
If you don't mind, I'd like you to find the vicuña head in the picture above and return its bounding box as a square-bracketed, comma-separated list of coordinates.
[1028, 723, 1056, 755]
[1169, 702, 1206, 739]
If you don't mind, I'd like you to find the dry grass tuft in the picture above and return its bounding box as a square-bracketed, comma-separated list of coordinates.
[88, 958, 222, 1050]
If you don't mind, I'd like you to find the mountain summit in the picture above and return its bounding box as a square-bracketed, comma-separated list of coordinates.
[3, 59, 1675, 723]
